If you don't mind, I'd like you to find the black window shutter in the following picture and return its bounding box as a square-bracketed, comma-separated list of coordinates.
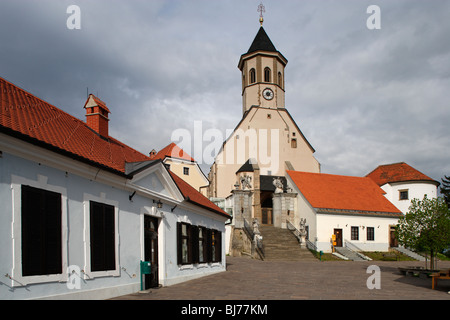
[215, 230, 222, 263]
[21, 185, 62, 277]
[90, 201, 115, 272]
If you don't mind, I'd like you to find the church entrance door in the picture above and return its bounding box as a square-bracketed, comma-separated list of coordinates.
[261, 208, 273, 225]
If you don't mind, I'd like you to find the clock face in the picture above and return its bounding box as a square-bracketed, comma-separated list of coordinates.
[263, 88, 274, 100]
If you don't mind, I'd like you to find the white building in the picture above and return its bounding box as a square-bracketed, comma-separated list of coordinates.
[366, 162, 440, 214]
[0, 77, 229, 300]
[286, 171, 403, 253]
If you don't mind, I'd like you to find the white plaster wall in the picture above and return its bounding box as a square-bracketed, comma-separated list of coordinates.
[381, 182, 438, 214]
[315, 213, 400, 253]
[0, 150, 226, 300]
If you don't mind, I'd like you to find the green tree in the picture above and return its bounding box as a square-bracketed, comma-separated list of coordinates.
[396, 196, 450, 270]
[440, 175, 450, 208]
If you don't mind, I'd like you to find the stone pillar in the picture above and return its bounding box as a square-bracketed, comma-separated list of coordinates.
[232, 189, 252, 229]
[281, 193, 296, 229]
[253, 167, 261, 223]
[273, 192, 296, 229]
[272, 193, 282, 228]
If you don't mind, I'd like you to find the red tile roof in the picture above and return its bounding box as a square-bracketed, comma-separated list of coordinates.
[0, 76, 150, 174]
[287, 171, 402, 215]
[149, 142, 194, 162]
[0, 76, 225, 218]
[169, 171, 230, 218]
[366, 162, 439, 186]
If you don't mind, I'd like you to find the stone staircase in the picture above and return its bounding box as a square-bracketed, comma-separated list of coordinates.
[393, 247, 426, 261]
[259, 225, 317, 261]
[335, 247, 367, 261]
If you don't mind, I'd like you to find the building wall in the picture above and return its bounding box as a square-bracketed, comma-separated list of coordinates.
[288, 176, 400, 253]
[315, 213, 399, 253]
[210, 107, 320, 199]
[164, 158, 208, 192]
[0, 143, 226, 300]
[381, 181, 438, 214]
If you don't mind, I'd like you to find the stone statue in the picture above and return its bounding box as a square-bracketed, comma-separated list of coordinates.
[252, 218, 261, 235]
[273, 177, 284, 193]
[240, 175, 252, 190]
[299, 218, 307, 247]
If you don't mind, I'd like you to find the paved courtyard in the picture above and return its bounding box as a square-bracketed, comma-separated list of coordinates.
[113, 256, 450, 300]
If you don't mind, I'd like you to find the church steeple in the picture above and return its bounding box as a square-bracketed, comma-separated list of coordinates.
[238, 24, 288, 115]
[246, 27, 277, 54]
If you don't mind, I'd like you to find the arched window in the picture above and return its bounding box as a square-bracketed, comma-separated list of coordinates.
[264, 67, 271, 82]
[278, 72, 283, 87]
[250, 68, 256, 84]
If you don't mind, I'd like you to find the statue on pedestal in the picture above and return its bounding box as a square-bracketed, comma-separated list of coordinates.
[240, 175, 252, 190]
[273, 177, 284, 193]
[299, 218, 307, 248]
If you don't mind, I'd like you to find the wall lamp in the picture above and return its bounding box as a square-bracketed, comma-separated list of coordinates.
[153, 199, 163, 209]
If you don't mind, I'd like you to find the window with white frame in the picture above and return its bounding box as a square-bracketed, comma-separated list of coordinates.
[89, 201, 116, 272]
[21, 185, 62, 276]
[367, 227, 375, 241]
[351, 226, 359, 241]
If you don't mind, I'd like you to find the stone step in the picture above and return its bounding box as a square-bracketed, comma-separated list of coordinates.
[335, 247, 366, 261]
[259, 225, 317, 261]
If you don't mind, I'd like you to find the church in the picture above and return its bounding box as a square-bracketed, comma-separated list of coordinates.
[208, 22, 320, 224]
[206, 15, 435, 257]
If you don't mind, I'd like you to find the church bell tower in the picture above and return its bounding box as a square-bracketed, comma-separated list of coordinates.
[238, 9, 288, 116]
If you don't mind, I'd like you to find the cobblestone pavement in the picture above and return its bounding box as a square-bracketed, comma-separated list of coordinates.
[112, 256, 450, 300]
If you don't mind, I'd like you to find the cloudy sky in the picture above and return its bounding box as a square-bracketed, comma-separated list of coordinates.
[1, 0, 449, 184]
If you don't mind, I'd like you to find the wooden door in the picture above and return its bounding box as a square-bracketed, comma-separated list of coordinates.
[261, 208, 273, 225]
[334, 229, 343, 247]
[389, 225, 398, 247]
[144, 216, 159, 289]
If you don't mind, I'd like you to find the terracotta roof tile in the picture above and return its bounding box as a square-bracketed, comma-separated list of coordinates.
[149, 142, 194, 162]
[366, 162, 439, 186]
[0, 76, 150, 174]
[169, 171, 230, 218]
[287, 170, 402, 215]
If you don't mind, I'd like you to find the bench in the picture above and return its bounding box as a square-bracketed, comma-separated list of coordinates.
[431, 269, 450, 290]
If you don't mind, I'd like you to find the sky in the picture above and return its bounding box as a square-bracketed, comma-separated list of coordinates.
[1, 0, 449, 185]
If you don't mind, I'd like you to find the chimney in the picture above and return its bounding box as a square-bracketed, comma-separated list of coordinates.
[149, 149, 157, 158]
[84, 94, 110, 137]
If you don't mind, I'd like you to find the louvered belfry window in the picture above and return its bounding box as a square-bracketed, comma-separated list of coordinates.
[21, 185, 62, 277]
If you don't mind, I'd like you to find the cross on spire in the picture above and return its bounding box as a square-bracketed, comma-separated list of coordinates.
[257, 3, 265, 26]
